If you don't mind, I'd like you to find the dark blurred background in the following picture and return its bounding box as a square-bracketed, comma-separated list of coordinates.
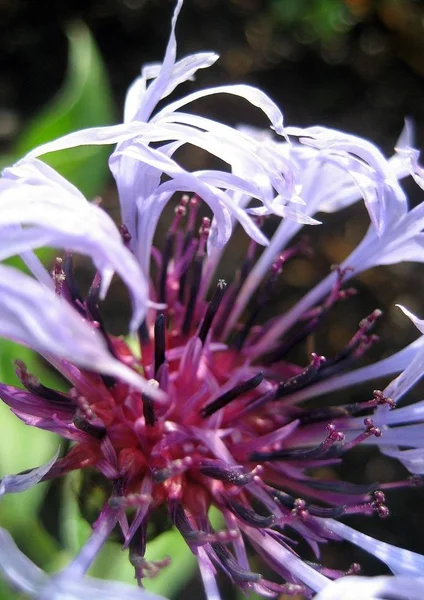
[2, 0, 424, 597]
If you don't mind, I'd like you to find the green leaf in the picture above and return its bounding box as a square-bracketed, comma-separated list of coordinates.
[15, 21, 115, 199]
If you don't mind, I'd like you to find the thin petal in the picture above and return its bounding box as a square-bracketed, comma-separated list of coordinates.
[0, 528, 47, 595]
[314, 575, 424, 600]
[0, 448, 59, 497]
[322, 519, 424, 577]
[0, 159, 148, 331]
[154, 84, 285, 136]
[0, 265, 158, 396]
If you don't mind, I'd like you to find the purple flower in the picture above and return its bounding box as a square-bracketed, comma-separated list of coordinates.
[1, 1, 424, 599]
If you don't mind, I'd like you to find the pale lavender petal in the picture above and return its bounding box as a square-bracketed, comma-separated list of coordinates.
[383, 447, 424, 474]
[244, 526, 329, 592]
[154, 84, 285, 136]
[286, 125, 407, 234]
[134, 0, 183, 122]
[322, 519, 424, 577]
[125, 52, 219, 123]
[0, 448, 59, 497]
[281, 336, 424, 406]
[314, 575, 424, 600]
[379, 306, 424, 403]
[0, 159, 148, 330]
[38, 576, 167, 600]
[0, 527, 166, 600]
[0, 527, 47, 595]
[198, 548, 222, 600]
[0, 265, 159, 396]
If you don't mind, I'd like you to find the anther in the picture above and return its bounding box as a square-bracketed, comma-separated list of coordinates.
[275, 353, 325, 399]
[371, 490, 389, 519]
[201, 372, 264, 418]
[15, 360, 71, 404]
[154, 314, 166, 377]
[292, 498, 309, 520]
[198, 280, 227, 344]
[341, 418, 382, 453]
[52, 257, 66, 296]
[119, 224, 132, 246]
[251, 422, 344, 461]
[73, 415, 106, 440]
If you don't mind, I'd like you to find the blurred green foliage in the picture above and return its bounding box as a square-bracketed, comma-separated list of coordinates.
[14, 21, 115, 199]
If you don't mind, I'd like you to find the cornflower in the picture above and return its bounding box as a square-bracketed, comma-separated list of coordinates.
[1, 1, 424, 599]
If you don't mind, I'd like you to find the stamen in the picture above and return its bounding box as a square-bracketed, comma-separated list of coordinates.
[272, 490, 346, 518]
[62, 253, 84, 308]
[318, 309, 382, 378]
[142, 391, 156, 427]
[224, 498, 274, 528]
[15, 360, 71, 404]
[52, 257, 66, 296]
[340, 418, 382, 453]
[199, 462, 252, 486]
[262, 265, 355, 363]
[251, 422, 344, 461]
[181, 218, 210, 334]
[345, 490, 389, 519]
[299, 390, 395, 425]
[201, 372, 264, 418]
[73, 415, 106, 440]
[211, 543, 261, 583]
[233, 253, 287, 350]
[138, 320, 150, 347]
[119, 224, 132, 247]
[275, 353, 325, 399]
[170, 502, 238, 545]
[154, 314, 166, 377]
[198, 280, 227, 344]
[152, 457, 193, 483]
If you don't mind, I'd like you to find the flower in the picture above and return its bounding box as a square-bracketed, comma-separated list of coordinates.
[1, 1, 424, 599]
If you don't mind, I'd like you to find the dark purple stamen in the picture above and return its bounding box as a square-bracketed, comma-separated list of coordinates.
[225, 498, 274, 528]
[62, 253, 84, 307]
[251, 422, 344, 462]
[272, 490, 346, 518]
[181, 255, 203, 335]
[199, 462, 251, 486]
[211, 543, 261, 584]
[275, 353, 325, 399]
[15, 360, 71, 405]
[315, 309, 382, 379]
[159, 233, 175, 304]
[154, 314, 166, 377]
[73, 415, 106, 439]
[198, 280, 227, 344]
[142, 392, 156, 427]
[129, 524, 147, 586]
[201, 372, 264, 417]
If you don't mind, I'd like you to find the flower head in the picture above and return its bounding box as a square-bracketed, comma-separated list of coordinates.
[1, 2, 424, 599]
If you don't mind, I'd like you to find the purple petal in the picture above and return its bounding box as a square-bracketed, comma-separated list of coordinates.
[0, 448, 59, 497]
